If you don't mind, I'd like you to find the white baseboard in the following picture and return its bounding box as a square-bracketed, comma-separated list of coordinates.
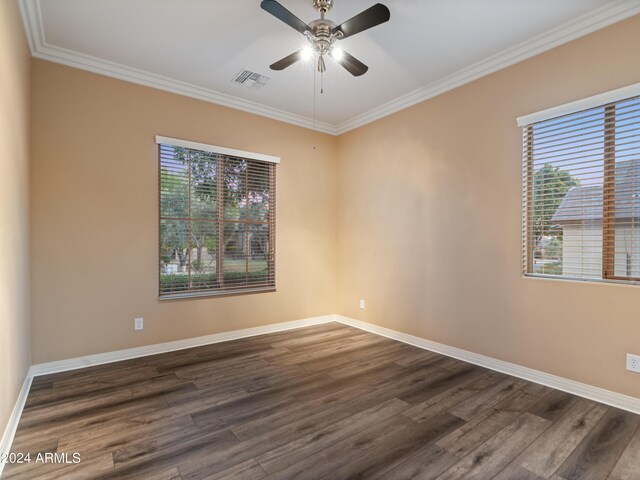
[2, 312, 639, 472]
[0, 314, 336, 472]
[0, 374, 33, 477]
[335, 315, 640, 415]
[30, 315, 336, 377]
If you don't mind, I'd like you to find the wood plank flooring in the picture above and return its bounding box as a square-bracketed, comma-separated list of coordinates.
[3, 322, 640, 479]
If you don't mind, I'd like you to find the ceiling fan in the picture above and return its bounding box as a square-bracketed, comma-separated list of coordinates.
[261, 0, 390, 77]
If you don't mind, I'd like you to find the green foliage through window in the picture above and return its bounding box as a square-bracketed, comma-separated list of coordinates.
[159, 143, 276, 296]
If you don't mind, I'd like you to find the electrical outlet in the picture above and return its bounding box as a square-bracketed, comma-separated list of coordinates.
[627, 353, 640, 373]
[134, 317, 144, 331]
[359, 299, 365, 309]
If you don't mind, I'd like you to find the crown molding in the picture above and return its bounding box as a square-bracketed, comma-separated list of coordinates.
[17, 0, 338, 136]
[31, 44, 339, 136]
[18, 0, 640, 137]
[334, 0, 640, 134]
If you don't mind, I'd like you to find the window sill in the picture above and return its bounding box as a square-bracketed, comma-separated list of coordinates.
[523, 273, 640, 287]
[159, 286, 276, 300]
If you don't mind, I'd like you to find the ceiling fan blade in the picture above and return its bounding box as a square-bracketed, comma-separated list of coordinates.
[261, 0, 310, 35]
[270, 50, 304, 70]
[330, 50, 368, 77]
[333, 3, 390, 39]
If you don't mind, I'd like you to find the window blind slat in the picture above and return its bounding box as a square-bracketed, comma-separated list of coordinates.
[159, 142, 276, 298]
[522, 95, 640, 283]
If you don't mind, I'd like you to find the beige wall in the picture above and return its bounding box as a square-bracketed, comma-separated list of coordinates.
[336, 15, 640, 398]
[29, 14, 640, 399]
[0, 0, 31, 435]
[30, 60, 337, 363]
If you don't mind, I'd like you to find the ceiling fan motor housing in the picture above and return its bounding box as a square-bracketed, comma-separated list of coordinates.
[313, 0, 333, 14]
[307, 19, 339, 57]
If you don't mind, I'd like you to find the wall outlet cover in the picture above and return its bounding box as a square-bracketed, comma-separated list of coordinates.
[627, 353, 640, 373]
[134, 317, 144, 331]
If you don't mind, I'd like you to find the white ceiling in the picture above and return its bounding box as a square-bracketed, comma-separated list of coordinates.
[19, 0, 640, 134]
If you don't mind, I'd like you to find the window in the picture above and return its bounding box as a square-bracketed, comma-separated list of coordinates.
[157, 136, 278, 298]
[521, 88, 640, 284]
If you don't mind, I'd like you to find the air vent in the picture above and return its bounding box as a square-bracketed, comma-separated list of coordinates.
[232, 69, 270, 89]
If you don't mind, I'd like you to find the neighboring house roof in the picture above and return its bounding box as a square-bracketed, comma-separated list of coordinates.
[551, 159, 640, 224]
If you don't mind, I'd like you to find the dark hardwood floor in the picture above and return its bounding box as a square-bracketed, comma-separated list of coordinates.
[3, 322, 640, 479]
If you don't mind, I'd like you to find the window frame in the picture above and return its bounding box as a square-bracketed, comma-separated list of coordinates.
[156, 136, 279, 299]
[519, 84, 640, 286]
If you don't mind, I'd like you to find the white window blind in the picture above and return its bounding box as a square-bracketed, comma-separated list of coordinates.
[522, 95, 640, 284]
[158, 138, 277, 298]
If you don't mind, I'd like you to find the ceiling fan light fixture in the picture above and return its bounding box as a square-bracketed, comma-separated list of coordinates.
[330, 46, 343, 61]
[301, 45, 314, 61]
